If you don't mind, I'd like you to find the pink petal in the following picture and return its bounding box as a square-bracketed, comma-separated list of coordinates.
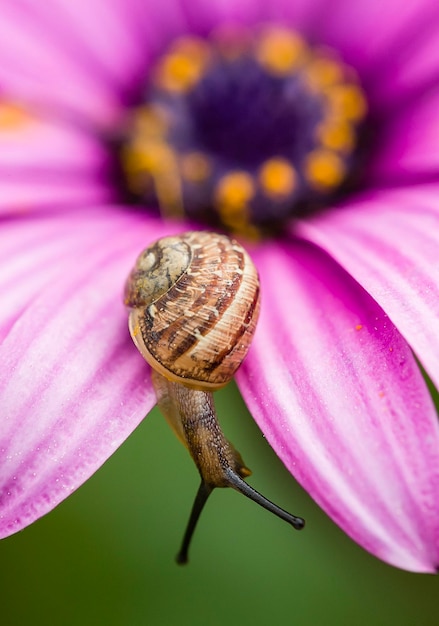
[0, 208, 178, 537]
[313, 0, 439, 84]
[368, 14, 439, 110]
[181, 0, 264, 31]
[0, 2, 119, 126]
[264, 0, 329, 32]
[237, 238, 439, 572]
[0, 104, 114, 214]
[128, 0, 188, 40]
[366, 88, 439, 183]
[0, 105, 110, 173]
[35, 0, 152, 89]
[297, 185, 439, 392]
[0, 177, 112, 216]
[26, 0, 191, 107]
[0, 211, 117, 339]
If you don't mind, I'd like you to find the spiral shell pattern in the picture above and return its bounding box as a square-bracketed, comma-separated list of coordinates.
[125, 231, 260, 389]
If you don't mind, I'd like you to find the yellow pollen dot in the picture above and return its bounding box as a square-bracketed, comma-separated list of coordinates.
[218, 202, 249, 234]
[305, 56, 344, 90]
[131, 323, 141, 337]
[0, 102, 31, 130]
[239, 224, 262, 242]
[219, 203, 249, 224]
[122, 106, 171, 194]
[123, 139, 174, 174]
[215, 171, 256, 234]
[155, 37, 210, 93]
[218, 203, 261, 241]
[304, 149, 346, 190]
[133, 105, 168, 138]
[326, 84, 368, 122]
[122, 138, 183, 217]
[215, 171, 255, 208]
[256, 27, 306, 76]
[316, 119, 355, 152]
[180, 151, 212, 183]
[259, 158, 297, 198]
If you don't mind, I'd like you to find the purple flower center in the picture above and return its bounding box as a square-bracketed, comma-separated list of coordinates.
[121, 25, 367, 236]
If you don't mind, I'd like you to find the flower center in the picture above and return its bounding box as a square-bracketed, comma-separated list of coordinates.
[121, 25, 367, 236]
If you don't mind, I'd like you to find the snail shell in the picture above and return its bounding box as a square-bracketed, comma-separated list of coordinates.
[124, 231, 260, 390]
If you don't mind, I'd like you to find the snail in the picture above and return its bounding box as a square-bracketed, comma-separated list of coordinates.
[124, 231, 304, 563]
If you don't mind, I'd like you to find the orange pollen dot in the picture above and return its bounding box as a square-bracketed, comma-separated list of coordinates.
[122, 138, 184, 219]
[256, 27, 305, 76]
[133, 105, 168, 138]
[317, 119, 355, 152]
[123, 139, 175, 174]
[326, 84, 368, 122]
[217, 203, 261, 241]
[180, 152, 212, 183]
[304, 149, 346, 190]
[259, 158, 297, 198]
[215, 171, 255, 208]
[0, 102, 31, 129]
[155, 37, 210, 93]
[122, 106, 172, 195]
[217, 202, 249, 233]
[305, 55, 344, 90]
[219, 203, 248, 223]
[355, 324, 363, 331]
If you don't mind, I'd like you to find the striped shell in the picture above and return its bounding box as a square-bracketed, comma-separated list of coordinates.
[124, 231, 260, 390]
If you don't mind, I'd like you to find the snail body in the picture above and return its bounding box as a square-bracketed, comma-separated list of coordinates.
[125, 231, 304, 563]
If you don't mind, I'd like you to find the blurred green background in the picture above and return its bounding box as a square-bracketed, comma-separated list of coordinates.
[1, 383, 438, 626]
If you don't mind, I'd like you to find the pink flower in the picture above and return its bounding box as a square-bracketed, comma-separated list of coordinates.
[2, 0, 439, 572]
